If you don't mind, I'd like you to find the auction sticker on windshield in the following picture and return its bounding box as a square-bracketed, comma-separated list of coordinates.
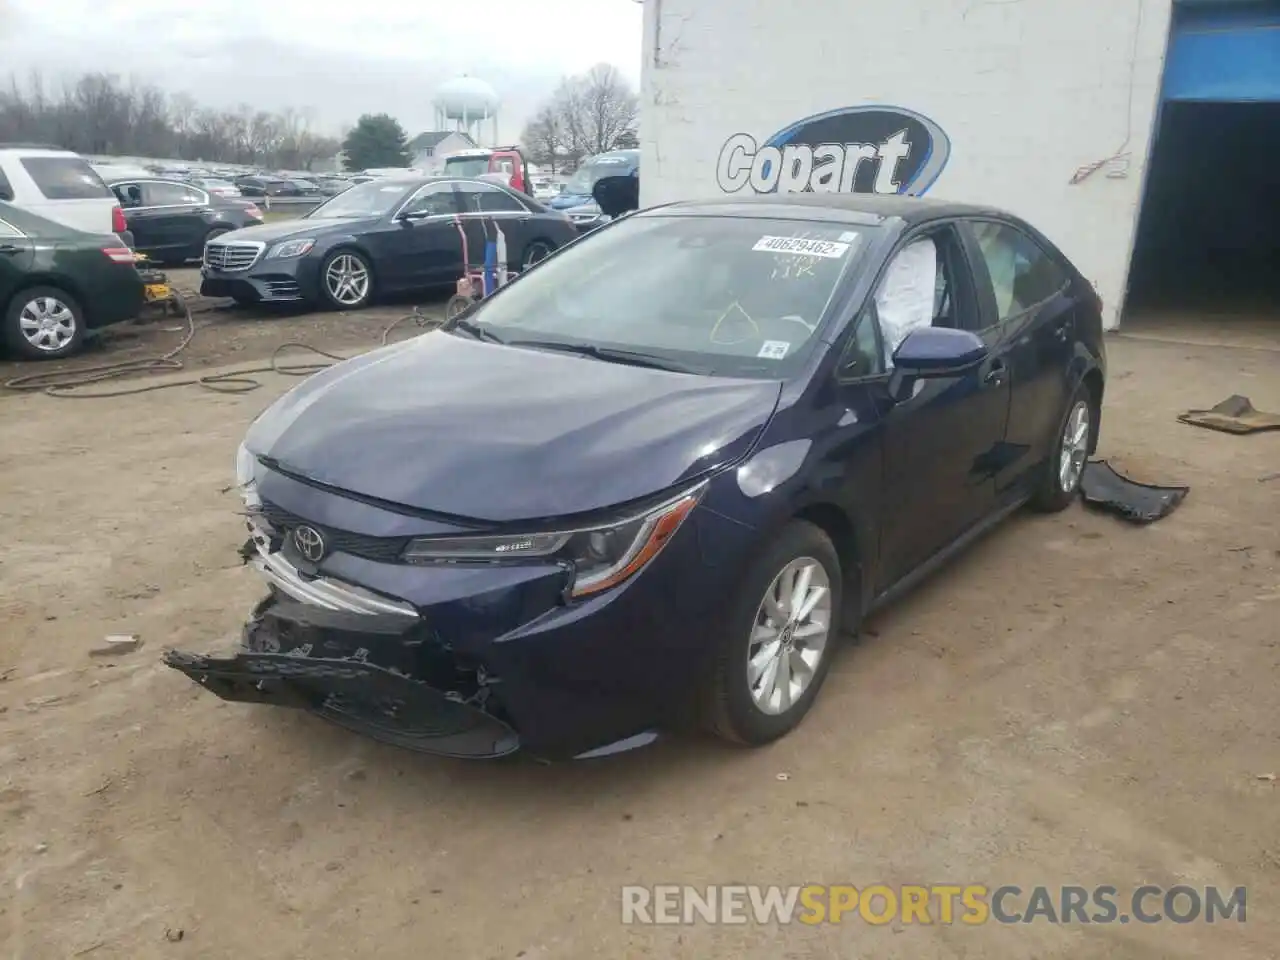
[753, 236, 851, 258]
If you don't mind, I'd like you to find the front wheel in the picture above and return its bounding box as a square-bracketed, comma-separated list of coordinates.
[319, 249, 373, 310]
[1030, 384, 1095, 512]
[3, 286, 85, 360]
[704, 520, 842, 746]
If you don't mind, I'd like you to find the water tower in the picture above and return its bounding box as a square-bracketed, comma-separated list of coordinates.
[433, 76, 501, 145]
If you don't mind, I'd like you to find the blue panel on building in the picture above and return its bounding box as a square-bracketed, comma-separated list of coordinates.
[1163, 3, 1280, 101]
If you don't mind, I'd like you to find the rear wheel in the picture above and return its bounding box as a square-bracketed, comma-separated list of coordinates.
[3, 286, 85, 360]
[201, 226, 232, 263]
[445, 295, 473, 321]
[1030, 383, 1095, 512]
[521, 239, 555, 271]
[704, 520, 842, 745]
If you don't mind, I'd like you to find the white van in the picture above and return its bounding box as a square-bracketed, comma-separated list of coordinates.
[0, 144, 127, 238]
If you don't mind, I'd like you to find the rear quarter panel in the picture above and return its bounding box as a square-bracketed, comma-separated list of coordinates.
[40, 241, 144, 326]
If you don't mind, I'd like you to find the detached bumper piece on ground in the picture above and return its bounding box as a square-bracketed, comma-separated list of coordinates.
[1079, 460, 1189, 525]
[1178, 394, 1280, 435]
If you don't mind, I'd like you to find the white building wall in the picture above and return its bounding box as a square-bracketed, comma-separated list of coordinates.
[639, 0, 1175, 329]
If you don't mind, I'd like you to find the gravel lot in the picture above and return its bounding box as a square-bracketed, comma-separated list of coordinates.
[1, 312, 1278, 959]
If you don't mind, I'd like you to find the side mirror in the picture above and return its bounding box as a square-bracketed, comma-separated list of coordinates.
[888, 327, 988, 402]
[396, 209, 427, 224]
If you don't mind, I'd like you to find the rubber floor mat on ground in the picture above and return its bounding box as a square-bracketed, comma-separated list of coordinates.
[1178, 395, 1280, 434]
[1079, 460, 1189, 524]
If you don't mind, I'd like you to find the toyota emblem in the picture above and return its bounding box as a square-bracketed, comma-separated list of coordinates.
[291, 524, 327, 563]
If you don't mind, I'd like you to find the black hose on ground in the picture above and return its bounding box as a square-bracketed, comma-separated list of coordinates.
[2, 296, 435, 399]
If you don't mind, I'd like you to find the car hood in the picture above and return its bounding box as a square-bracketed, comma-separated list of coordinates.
[244, 333, 783, 524]
[216, 217, 376, 244]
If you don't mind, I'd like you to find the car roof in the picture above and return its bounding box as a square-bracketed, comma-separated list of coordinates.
[649, 193, 1012, 226]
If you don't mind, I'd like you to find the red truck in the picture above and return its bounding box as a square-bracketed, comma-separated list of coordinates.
[442, 146, 532, 195]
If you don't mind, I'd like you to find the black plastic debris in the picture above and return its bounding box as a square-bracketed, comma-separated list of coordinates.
[1178, 395, 1280, 435]
[1079, 460, 1188, 524]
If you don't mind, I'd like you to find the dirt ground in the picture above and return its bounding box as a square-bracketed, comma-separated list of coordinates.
[1, 311, 1278, 959]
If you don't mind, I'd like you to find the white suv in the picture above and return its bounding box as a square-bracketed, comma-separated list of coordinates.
[0, 144, 127, 239]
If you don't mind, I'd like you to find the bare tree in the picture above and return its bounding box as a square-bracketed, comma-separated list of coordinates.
[520, 105, 568, 172]
[521, 63, 639, 169]
[0, 70, 346, 168]
[577, 64, 639, 155]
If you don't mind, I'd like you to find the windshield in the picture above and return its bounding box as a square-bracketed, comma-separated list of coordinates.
[305, 180, 409, 219]
[444, 156, 490, 177]
[565, 157, 632, 195]
[463, 215, 871, 379]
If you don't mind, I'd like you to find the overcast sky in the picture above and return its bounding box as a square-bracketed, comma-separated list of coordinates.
[0, 0, 643, 139]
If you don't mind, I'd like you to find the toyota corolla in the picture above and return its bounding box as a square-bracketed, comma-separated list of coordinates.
[165, 194, 1105, 761]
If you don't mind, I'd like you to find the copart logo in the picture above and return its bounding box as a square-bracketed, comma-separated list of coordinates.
[716, 106, 951, 196]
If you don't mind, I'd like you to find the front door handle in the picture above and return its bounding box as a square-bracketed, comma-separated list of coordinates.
[983, 359, 1007, 388]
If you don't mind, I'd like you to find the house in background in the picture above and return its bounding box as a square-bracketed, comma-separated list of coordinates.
[408, 131, 477, 173]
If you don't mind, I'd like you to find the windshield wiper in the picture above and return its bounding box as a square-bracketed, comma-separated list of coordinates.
[449, 318, 506, 344]
[506, 339, 697, 373]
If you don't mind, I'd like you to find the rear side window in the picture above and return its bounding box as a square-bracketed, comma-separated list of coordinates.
[969, 221, 1069, 322]
[21, 157, 112, 200]
[457, 181, 526, 214]
[146, 181, 206, 206]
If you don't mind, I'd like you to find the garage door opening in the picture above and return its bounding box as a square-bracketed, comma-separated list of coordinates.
[1124, 2, 1280, 337]
[1126, 101, 1280, 315]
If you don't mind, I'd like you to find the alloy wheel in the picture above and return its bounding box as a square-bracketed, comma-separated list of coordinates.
[18, 296, 77, 352]
[325, 254, 370, 306]
[1059, 400, 1090, 493]
[748, 557, 832, 715]
[522, 241, 552, 271]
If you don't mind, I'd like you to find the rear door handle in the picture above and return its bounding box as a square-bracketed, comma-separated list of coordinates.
[0, 243, 21, 255]
[983, 359, 1007, 388]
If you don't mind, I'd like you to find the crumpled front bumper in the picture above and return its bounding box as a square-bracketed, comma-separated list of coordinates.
[164, 591, 520, 759]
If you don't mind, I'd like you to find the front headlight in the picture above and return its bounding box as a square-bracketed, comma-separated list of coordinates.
[267, 238, 315, 259]
[401, 485, 704, 597]
[235, 442, 256, 487]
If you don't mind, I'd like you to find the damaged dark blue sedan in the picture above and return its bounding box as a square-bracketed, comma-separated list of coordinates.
[165, 194, 1106, 761]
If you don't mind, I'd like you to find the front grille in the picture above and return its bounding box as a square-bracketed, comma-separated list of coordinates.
[204, 240, 264, 272]
[254, 500, 410, 563]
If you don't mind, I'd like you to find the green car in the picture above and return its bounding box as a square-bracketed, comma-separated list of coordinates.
[0, 200, 145, 360]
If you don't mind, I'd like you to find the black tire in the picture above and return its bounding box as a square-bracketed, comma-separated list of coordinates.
[318, 248, 374, 311]
[445, 294, 474, 320]
[1030, 383, 1095, 512]
[3, 286, 86, 361]
[521, 239, 555, 271]
[202, 226, 232, 260]
[704, 520, 843, 746]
